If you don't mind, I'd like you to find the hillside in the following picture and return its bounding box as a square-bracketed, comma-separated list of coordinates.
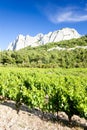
[0, 35, 87, 68]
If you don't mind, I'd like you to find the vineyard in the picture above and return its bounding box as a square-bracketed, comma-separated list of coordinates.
[0, 67, 87, 121]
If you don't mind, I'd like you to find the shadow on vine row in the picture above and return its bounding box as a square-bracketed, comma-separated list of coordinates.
[0, 100, 87, 129]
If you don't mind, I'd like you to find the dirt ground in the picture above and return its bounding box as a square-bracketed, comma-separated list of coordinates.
[0, 100, 87, 130]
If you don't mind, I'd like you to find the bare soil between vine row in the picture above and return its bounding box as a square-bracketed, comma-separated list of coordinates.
[0, 100, 87, 130]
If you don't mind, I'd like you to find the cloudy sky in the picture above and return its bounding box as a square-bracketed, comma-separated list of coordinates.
[0, 0, 87, 50]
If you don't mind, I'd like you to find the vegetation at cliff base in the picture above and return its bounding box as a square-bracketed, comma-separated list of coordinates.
[0, 35, 87, 68]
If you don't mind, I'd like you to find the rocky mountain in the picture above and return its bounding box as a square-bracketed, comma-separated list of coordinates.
[7, 28, 81, 51]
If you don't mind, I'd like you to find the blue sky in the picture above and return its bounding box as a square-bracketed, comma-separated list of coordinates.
[0, 0, 87, 50]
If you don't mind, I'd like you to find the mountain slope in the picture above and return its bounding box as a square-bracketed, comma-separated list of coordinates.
[1, 35, 87, 68]
[7, 28, 80, 51]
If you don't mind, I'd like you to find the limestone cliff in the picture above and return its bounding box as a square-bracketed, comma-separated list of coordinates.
[7, 28, 81, 51]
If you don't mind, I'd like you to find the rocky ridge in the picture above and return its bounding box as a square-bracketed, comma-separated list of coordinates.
[7, 28, 80, 51]
[47, 46, 87, 51]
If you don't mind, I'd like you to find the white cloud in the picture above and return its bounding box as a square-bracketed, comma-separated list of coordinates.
[48, 6, 87, 23]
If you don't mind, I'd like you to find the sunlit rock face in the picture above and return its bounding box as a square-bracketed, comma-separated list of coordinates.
[7, 28, 81, 51]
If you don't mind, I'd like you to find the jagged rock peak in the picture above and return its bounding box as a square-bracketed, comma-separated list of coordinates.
[7, 28, 81, 51]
